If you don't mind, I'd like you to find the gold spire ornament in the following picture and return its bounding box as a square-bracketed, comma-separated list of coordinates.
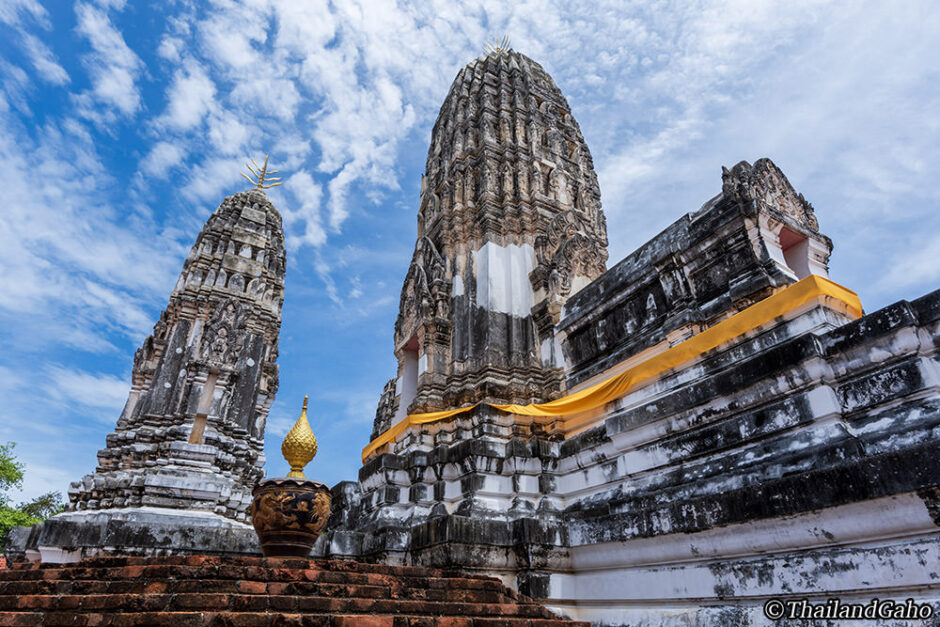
[483, 35, 511, 55]
[241, 155, 284, 189]
[281, 396, 318, 478]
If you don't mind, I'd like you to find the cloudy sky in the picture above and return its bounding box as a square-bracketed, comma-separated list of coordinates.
[1, 0, 938, 502]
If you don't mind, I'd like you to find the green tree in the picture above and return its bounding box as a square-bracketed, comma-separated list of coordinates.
[0, 442, 65, 546]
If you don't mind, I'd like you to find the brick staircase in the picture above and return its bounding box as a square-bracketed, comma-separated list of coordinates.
[0, 556, 587, 626]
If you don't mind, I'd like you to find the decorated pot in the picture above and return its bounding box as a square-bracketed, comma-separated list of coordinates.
[250, 477, 332, 557]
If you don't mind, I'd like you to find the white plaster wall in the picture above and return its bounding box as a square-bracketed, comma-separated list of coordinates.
[807, 237, 831, 277]
[540, 335, 565, 367]
[568, 274, 592, 298]
[540, 338, 554, 366]
[452, 273, 464, 297]
[565, 493, 937, 569]
[392, 377, 406, 423]
[783, 238, 811, 278]
[472, 242, 535, 316]
[746, 216, 796, 280]
[544, 494, 940, 624]
[550, 538, 940, 624]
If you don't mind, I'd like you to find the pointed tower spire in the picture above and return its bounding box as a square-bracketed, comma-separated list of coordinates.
[373, 49, 608, 438]
[59, 187, 286, 534]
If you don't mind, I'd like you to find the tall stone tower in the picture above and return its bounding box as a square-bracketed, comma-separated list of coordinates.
[31, 188, 285, 561]
[374, 49, 608, 435]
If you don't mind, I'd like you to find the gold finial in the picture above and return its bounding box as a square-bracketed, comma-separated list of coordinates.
[483, 35, 511, 55]
[281, 395, 318, 478]
[241, 155, 284, 189]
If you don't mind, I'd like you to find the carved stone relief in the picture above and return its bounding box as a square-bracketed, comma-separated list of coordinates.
[722, 158, 819, 231]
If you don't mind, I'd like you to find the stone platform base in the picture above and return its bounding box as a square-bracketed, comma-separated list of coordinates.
[0, 554, 586, 626]
[6, 507, 260, 564]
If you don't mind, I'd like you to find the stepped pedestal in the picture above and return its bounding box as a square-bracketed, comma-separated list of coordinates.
[0, 555, 588, 625]
[18, 507, 260, 564]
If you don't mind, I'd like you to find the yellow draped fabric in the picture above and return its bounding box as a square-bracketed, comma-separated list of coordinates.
[362, 275, 862, 461]
[361, 406, 476, 461]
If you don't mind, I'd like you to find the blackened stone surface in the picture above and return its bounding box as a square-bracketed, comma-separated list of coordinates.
[375, 48, 610, 434]
[333, 285, 940, 626]
[11, 508, 260, 564]
[66, 189, 286, 523]
[13, 189, 288, 564]
[558, 166, 833, 387]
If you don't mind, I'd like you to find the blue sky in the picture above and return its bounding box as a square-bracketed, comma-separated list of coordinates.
[1, 0, 938, 502]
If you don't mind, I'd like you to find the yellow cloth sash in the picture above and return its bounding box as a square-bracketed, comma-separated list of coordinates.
[362, 275, 862, 461]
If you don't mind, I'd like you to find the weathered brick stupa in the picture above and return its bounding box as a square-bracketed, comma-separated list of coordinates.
[10, 187, 286, 563]
[319, 48, 940, 625]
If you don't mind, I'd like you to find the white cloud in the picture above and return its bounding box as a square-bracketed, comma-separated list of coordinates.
[338, 389, 380, 426]
[159, 59, 216, 130]
[877, 233, 940, 293]
[206, 110, 251, 156]
[272, 136, 312, 168]
[314, 251, 341, 305]
[18, 466, 75, 504]
[157, 35, 184, 62]
[140, 0, 440, 253]
[0, 365, 27, 405]
[181, 155, 246, 203]
[230, 77, 301, 122]
[0, 0, 48, 27]
[21, 33, 69, 85]
[93, 0, 127, 9]
[0, 60, 32, 116]
[45, 366, 129, 415]
[266, 411, 295, 437]
[198, 4, 269, 71]
[0, 110, 183, 351]
[73, 1, 143, 122]
[269, 0, 336, 54]
[281, 170, 325, 249]
[141, 141, 187, 177]
[348, 276, 363, 300]
[79, 280, 154, 336]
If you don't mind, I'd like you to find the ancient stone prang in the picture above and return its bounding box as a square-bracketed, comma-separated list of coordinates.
[377, 49, 609, 436]
[10, 188, 286, 562]
[68, 189, 285, 521]
[322, 49, 940, 626]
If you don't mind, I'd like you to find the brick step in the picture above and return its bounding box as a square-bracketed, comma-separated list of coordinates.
[0, 569, 502, 597]
[0, 580, 518, 604]
[1, 562, 504, 590]
[2, 557, 476, 580]
[0, 557, 587, 626]
[2, 594, 556, 618]
[0, 612, 585, 626]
